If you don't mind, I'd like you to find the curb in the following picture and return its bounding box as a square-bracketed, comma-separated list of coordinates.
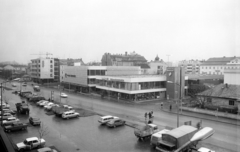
[161, 109, 240, 126]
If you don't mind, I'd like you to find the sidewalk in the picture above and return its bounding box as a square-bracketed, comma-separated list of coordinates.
[160, 101, 240, 126]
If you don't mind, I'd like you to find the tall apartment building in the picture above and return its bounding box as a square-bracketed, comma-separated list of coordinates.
[30, 58, 60, 83]
[200, 56, 240, 75]
[178, 60, 201, 74]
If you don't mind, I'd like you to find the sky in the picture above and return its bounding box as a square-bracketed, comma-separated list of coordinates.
[0, 0, 239, 64]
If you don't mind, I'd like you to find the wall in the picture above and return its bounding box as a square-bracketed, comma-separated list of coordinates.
[40, 59, 53, 79]
[106, 66, 141, 75]
[147, 62, 167, 75]
[224, 69, 240, 85]
[60, 66, 88, 86]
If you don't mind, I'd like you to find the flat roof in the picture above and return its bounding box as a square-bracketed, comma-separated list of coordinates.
[101, 74, 165, 78]
[165, 125, 197, 139]
[187, 74, 223, 80]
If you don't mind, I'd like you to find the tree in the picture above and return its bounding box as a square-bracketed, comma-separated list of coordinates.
[38, 123, 49, 148]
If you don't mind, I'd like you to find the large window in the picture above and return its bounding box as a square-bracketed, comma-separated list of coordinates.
[229, 100, 235, 106]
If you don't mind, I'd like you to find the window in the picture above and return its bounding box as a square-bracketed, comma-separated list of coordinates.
[50, 60, 53, 63]
[50, 74, 52, 77]
[229, 100, 235, 106]
[50, 69, 53, 72]
[50, 65, 53, 68]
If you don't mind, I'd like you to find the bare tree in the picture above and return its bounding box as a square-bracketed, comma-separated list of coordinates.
[38, 123, 49, 148]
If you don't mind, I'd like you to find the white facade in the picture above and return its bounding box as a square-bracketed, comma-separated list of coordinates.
[31, 58, 55, 79]
[200, 57, 240, 75]
[224, 69, 240, 85]
[178, 60, 201, 74]
[147, 62, 167, 75]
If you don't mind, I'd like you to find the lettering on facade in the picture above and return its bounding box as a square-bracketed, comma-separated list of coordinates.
[65, 73, 76, 78]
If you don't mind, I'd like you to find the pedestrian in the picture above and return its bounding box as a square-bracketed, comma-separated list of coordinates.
[148, 112, 152, 119]
[170, 105, 172, 111]
[160, 102, 163, 109]
[144, 112, 147, 121]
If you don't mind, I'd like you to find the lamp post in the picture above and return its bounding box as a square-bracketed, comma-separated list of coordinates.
[167, 81, 182, 127]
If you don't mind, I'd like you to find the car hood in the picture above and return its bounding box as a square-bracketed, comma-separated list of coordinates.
[16, 142, 26, 149]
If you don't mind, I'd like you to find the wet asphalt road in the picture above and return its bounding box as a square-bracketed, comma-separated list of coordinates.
[3, 83, 158, 152]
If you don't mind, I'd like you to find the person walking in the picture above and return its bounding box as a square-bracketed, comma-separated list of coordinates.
[144, 112, 148, 123]
[170, 104, 172, 111]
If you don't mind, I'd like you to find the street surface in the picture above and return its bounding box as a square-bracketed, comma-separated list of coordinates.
[1, 80, 239, 152]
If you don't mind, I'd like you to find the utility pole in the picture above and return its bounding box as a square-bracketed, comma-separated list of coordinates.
[1, 83, 3, 126]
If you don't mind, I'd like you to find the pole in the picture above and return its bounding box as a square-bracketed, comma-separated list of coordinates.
[1, 83, 3, 126]
[177, 67, 182, 127]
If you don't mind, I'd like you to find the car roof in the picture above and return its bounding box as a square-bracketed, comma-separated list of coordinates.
[26, 137, 38, 142]
[101, 115, 113, 119]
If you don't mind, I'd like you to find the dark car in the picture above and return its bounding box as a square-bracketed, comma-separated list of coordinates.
[29, 116, 41, 126]
[4, 121, 28, 132]
[106, 118, 126, 128]
[29, 97, 45, 102]
[19, 91, 32, 97]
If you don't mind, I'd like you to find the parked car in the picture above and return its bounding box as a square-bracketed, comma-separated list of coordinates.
[44, 103, 54, 109]
[22, 83, 27, 86]
[106, 117, 126, 128]
[62, 111, 80, 119]
[60, 93, 68, 98]
[36, 100, 47, 106]
[4, 121, 28, 132]
[33, 85, 40, 92]
[16, 137, 45, 152]
[0, 113, 13, 120]
[29, 96, 45, 102]
[39, 101, 49, 107]
[0, 109, 16, 115]
[37, 147, 57, 152]
[98, 115, 118, 125]
[29, 116, 41, 126]
[2, 117, 19, 126]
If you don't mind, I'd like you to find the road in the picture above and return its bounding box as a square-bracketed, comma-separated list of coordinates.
[1, 80, 240, 152]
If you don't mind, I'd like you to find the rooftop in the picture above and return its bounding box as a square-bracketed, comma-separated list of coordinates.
[197, 84, 240, 100]
[201, 56, 239, 65]
[187, 74, 223, 80]
[103, 74, 165, 78]
[165, 125, 197, 139]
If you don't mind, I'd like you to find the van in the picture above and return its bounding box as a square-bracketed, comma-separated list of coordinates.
[98, 115, 117, 125]
[150, 129, 170, 148]
[62, 111, 79, 119]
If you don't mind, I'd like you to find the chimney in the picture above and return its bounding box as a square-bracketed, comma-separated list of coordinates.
[125, 52, 127, 56]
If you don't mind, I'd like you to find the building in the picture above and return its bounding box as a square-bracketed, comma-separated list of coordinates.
[60, 66, 141, 93]
[101, 51, 148, 66]
[147, 55, 168, 75]
[197, 83, 240, 113]
[30, 58, 60, 84]
[178, 59, 201, 74]
[59, 58, 85, 66]
[200, 56, 240, 75]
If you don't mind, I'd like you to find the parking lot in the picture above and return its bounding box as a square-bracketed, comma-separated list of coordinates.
[3, 84, 158, 152]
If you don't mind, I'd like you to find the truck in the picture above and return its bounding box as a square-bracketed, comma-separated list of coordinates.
[4, 121, 28, 132]
[52, 106, 74, 117]
[156, 125, 198, 152]
[16, 137, 45, 152]
[150, 129, 170, 149]
[134, 124, 159, 140]
[15, 101, 30, 115]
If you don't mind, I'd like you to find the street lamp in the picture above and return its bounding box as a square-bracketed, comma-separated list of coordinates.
[167, 81, 182, 127]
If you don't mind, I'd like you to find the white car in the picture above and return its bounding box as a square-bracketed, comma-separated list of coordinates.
[16, 137, 45, 152]
[36, 100, 46, 106]
[2, 117, 19, 126]
[60, 93, 68, 98]
[198, 147, 215, 152]
[62, 111, 80, 119]
[44, 102, 54, 109]
[37, 147, 57, 152]
[39, 101, 49, 107]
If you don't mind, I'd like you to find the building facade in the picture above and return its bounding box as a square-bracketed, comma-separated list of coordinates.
[200, 56, 240, 75]
[30, 58, 60, 83]
[101, 51, 147, 66]
[178, 60, 201, 74]
[147, 55, 168, 75]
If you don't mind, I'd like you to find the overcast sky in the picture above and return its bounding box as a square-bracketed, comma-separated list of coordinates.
[0, 0, 239, 64]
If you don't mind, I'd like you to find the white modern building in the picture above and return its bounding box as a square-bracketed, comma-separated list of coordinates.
[31, 58, 60, 83]
[178, 60, 201, 74]
[224, 58, 240, 85]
